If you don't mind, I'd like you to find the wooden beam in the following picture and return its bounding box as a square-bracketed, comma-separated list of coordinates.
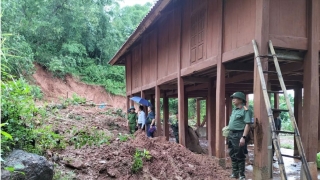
[141, 82, 156, 91]
[155, 85, 161, 137]
[196, 99, 201, 127]
[177, 3, 186, 146]
[269, 35, 308, 50]
[274, 93, 279, 109]
[225, 72, 253, 84]
[226, 93, 232, 125]
[157, 73, 177, 85]
[294, 88, 302, 156]
[183, 76, 210, 83]
[222, 43, 254, 63]
[215, 66, 226, 159]
[160, 84, 177, 90]
[208, 79, 216, 156]
[180, 56, 217, 77]
[302, 0, 319, 165]
[253, 0, 271, 179]
[163, 95, 169, 141]
[185, 83, 208, 92]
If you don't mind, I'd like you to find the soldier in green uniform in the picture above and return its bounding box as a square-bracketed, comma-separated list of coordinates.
[127, 106, 138, 134]
[169, 111, 179, 143]
[228, 92, 252, 180]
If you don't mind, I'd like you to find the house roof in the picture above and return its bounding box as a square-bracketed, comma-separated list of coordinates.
[108, 0, 171, 66]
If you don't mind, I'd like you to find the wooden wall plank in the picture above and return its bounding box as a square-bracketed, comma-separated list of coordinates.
[130, 45, 142, 89]
[206, 0, 219, 58]
[157, 21, 168, 79]
[181, 0, 191, 69]
[149, 29, 157, 82]
[142, 36, 150, 85]
[269, 0, 307, 38]
[168, 11, 177, 75]
[125, 53, 132, 94]
[223, 0, 256, 53]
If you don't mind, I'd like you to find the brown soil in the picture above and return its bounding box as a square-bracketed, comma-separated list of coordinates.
[32, 64, 126, 110]
[32, 64, 233, 179]
[47, 105, 232, 180]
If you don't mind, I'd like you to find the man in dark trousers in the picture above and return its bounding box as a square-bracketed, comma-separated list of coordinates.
[228, 92, 252, 180]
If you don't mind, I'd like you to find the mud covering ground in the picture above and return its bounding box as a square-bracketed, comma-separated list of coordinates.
[47, 105, 232, 180]
[32, 64, 126, 110]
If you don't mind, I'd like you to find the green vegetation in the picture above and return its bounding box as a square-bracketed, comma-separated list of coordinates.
[69, 127, 110, 149]
[280, 143, 293, 149]
[118, 133, 131, 142]
[131, 149, 152, 173]
[2, 0, 152, 95]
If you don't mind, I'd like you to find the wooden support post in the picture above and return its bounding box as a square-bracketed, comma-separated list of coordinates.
[246, 94, 249, 106]
[150, 96, 155, 108]
[196, 99, 201, 127]
[294, 88, 302, 156]
[226, 93, 232, 125]
[208, 79, 216, 156]
[141, 91, 148, 116]
[178, 77, 186, 146]
[318, 96, 320, 152]
[301, 1, 319, 176]
[253, 0, 271, 179]
[274, 93, 279, 109]
[155, 85, 161, 137]
[163, 95, 169, 140]
[206, 98, 208, 140]
[127, 96, 130, 113]
[130, 95, 134, 106]
[216, 64, 226, 161]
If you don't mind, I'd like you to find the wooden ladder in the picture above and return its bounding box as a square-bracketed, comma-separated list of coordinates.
[252, 40, 312, 180]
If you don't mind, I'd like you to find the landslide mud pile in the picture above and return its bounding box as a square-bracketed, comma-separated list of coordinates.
[54, 129, 232, 180]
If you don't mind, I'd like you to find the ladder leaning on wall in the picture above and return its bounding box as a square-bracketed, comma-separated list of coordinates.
[252, 40, 312, 180]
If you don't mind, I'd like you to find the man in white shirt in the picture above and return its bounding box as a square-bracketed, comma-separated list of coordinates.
[138, 105, 146, 130]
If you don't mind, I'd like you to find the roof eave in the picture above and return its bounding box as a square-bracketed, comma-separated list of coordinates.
[108, 0, 171, 66]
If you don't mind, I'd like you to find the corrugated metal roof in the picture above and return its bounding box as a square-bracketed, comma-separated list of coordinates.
[108, 0, 171, 65]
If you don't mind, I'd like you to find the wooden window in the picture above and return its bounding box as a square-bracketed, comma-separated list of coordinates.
[190, 7, 206, 63]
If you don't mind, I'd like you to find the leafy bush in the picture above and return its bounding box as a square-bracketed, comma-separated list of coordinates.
[69, 127, 110, 149]
[1, 78, 63, 155]
[1, 34, 35, 78]
[118, 133, 131, 142]
[317, 152, 320, 169]
[131, 149, 152, 173]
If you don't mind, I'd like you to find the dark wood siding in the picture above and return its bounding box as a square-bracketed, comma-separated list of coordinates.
[223, 0, 256, 53]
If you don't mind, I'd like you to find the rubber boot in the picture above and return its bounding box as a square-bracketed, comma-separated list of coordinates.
[230, 161, 239, 178]
[238, 160, 246, 180]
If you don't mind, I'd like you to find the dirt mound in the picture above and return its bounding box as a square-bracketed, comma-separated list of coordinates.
[32, 64, 126, 110]
[54, 129, 232, 179]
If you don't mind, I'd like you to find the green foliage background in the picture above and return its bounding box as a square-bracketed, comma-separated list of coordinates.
[1, 0, 152, 95]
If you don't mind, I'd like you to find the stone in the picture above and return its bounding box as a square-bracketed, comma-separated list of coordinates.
[186, 126, 205, 154]
[1, 150, 54, 180]
[65, 160, 85, 170]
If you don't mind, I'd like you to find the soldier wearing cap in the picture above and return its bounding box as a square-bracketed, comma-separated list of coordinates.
[127, 106, 138, 134]
[228, 92, 252, 180]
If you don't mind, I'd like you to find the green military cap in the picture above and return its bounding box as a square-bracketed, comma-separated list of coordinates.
[230, 92, 246, 103]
